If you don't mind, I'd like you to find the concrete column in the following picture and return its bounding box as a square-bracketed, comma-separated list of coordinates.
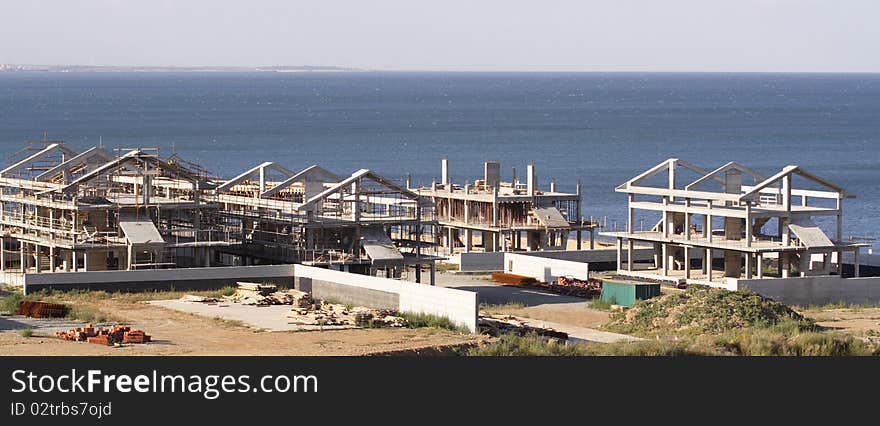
[756, 253, 764, 279]
[429, 262, 436, 286]
[745, 204, 752, 247]
[20, 243, 26, 273]
[71, 250, 78, 272]
[799, 252, 810, 277]
[447, 227, 455, 254]
[33, 245, 41, 273]
[745, 253, 753, 279]
[684, 246, 691, 279]
[627, 194, 635, 232]
[576, 230, 582, 250]
[0, 237, 4, 272]
[589, 229, 595, 250]
[854, 249, 860, 278]
[705, 248, 712, 280]
[627, 240, 634, 271]
[464, 229, 473, 252]
[706, 201, 713, 243]
[49, 246, 55, 272]
[781, 253, 789, 278]
[661, 244, 668, 276]
[82, 251, 89, 272]
[616, 238, 623, 271]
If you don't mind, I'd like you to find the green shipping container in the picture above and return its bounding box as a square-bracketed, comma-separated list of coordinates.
[601, 280, 661, 307]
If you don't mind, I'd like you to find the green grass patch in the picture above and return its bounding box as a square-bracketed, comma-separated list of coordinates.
[399, 312, 468, 333]
[589, 297, 615, 311]
[480, 301, 526, 311]
[19, 328, 33, 338]
[468, 334, 589, 356]
[435, 263, 460, 273]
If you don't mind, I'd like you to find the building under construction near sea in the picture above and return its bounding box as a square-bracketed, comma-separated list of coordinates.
[0, 141, 441, 285]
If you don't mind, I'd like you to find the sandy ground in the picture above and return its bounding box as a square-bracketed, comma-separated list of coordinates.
[0, 299, 486, 356]
[428, 272, 612, 329]
[799, 307, 880, 336]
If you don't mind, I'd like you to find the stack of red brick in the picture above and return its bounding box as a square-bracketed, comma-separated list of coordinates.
[56, 325, 151, 346]
[16, 301, 67, 318]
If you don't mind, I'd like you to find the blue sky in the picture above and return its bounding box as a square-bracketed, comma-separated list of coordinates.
[0, 0, 877, 72]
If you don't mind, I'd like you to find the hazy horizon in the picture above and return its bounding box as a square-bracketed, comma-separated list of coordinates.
[1, 0, 878, 73]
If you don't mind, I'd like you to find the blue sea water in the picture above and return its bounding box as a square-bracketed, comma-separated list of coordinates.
[0, 72, 878, 247]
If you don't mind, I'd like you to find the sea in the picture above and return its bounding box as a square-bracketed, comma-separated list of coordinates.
[0, 72, 877, 249]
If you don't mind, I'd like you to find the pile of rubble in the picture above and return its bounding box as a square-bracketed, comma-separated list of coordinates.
[56, 325, 151, 346]
[491, 273, 601, 298]
[179, 283, 313, 307]
[286, 300, 407, 327]
[179, 282, 408, 328]
[16, 301, 67, 318]
[479, 315, 568, 340]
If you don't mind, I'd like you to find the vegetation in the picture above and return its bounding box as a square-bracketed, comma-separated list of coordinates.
[468, 285, 880, 356]
[19, 328, 33, 338]
[589, 297, 615, 311]
[468, 334, 590, 356]
[480, 301, 526, 310]
[605, 285, 810, 337]
[399, 312, 468, 333]
[434, 263, 460, 273]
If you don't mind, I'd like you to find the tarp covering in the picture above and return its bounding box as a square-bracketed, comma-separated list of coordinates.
[789, 217, 834, 248]
[119, 215, 165, 246]
[360, 226, 404, 265]
[532, 206, 570, 228]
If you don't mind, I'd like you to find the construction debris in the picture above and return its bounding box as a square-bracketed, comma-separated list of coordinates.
[178, 285, 406, 328]
[179, 294, 218, 303]
[15, 301, 67, 318]
[56, 325, 151, 346]
[286, 300, 406, 327]
[491, 272, 538, 286]
[490, 273, 602, 298]
[479, 315, 568, 340]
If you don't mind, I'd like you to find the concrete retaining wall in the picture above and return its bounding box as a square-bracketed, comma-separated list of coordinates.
[23, 265, 296, 294]
[294, 265, 479, 332]
[736, 276, 880, 306]
[503, 253, 589, 282]
[458, 252, 505, 272]
[458, 250, 654, 272]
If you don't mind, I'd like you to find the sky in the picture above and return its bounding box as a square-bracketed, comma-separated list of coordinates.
[0, 0, 877, 72]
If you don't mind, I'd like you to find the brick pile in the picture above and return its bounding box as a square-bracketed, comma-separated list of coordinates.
[15, 301, 67, 318]
[56, 325, 151, 346]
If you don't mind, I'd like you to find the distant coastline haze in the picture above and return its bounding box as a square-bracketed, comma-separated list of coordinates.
[0, 0, 877, 72]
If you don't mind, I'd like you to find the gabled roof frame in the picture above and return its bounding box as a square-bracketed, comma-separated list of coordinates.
[260, 165, 342, 197]
[297, 169, 420, 211]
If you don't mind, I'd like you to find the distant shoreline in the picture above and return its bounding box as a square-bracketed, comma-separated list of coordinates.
[0, 64, 362, 73]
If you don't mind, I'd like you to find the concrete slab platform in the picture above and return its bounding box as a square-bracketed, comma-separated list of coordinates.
[0, 315, 86, 334]
[147, 300, 356, 332]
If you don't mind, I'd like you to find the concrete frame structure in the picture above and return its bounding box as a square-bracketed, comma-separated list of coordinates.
[603, 158, 867, 285]
[213, 164, 440, 283]
[415, 158, 598, 255]
[1, 141, 440, 286]
[0, 142, 225, 284]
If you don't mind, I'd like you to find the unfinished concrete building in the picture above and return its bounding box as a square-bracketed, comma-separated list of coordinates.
[0, 142, 440, 286]
[212, 162, 439, 282]
[604, 158, 867, 285]
[0, 142, 228, 285]
[415, 158, 598, 254]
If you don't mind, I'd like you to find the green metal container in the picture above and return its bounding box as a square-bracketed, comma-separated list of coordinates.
[601, 280, 661, 307]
